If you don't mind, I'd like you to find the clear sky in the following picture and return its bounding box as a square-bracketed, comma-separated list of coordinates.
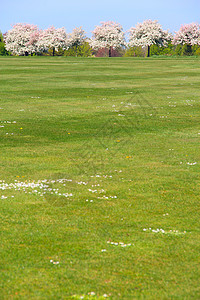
[1, 0, 200, 36]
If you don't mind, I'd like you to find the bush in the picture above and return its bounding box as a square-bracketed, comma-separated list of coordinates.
[94, 46, 125, 57]
[0, 42, 9, 56]
[64, 42, 92, 57]
[174, 44, 199, 56]
[124, 46, 145, 57]
[125, 42, 174, 57]
[195, 47, 200, 56]
[0, 31, 9, 56]
[175, 44, 182, 56]
[181, 44, 193, 56]
[150, 42, 174, 56]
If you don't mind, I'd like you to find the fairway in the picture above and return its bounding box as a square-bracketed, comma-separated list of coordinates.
[0, 56, 199, 299]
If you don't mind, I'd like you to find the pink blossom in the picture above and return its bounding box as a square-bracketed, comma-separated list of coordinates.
[172, 23, 200, 46]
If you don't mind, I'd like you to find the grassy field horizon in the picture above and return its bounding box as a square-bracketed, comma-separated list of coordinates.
[0, 56, 199, 299]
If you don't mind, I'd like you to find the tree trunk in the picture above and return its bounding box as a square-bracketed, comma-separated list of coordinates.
[109, 47, 112, 57]
[147, 45, 150, 57]
[53, 47, 55, 56]
[186, 44, 192, 55]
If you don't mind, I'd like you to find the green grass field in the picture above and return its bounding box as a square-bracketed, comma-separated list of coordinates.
[0, 56, 199, 299]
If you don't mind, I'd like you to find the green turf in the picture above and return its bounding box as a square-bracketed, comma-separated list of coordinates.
[0, 56, 199, 299]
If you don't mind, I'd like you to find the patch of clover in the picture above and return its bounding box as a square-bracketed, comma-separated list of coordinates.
[107, 241, 132, 247]
[0, 120, 17, 135]
[49, 260, 59, 265]
[71, 292, 110, 299]
[0, 174, 119, 207]
[186, 162, 197, 166]
[143, 228, 187, 235]
[0, 179, 73, 200]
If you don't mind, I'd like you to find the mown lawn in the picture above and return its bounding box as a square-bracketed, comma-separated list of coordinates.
[0, 56, 199, 299]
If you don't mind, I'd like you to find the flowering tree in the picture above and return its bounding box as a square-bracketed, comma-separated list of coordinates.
[128, 20, 171, 57]
[68, 26, 86, 55]
[38, 26, 68, 56]
[172, 23, 200, 46]
[90, 21, 126, 57]
[5, 23, 40, 56]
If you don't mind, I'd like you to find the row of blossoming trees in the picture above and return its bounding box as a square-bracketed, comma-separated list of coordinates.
[2, 20, 200, 57]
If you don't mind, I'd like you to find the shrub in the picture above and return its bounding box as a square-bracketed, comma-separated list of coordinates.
[150, 42, 174, 56]
[124, 46, 145, 57]
[94, 46, 124, 57]
[174, 44, 198, 56]
[175, 44, 182, 56]
[0, 42, 9, 55]
[48, 47, 65, 56]
[181, 44, 193, 56]
[195, 47, 200, 56]
[64, 42, 92, 57]
[0, 31, 9, 55]
[0, 34, 9, 55]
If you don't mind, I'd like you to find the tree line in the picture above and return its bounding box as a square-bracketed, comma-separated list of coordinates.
[1, 20, 200, 57]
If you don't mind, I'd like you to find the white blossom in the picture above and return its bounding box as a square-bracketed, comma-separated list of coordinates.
[5, 23, 40, 55]
[37, 26, 68, 54]
[128, 20, 172, 48]
[90, 21, 126, 55]
[67, 26, 86, 48]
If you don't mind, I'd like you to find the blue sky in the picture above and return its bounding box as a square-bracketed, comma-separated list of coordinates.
[1, 0, 200, 36]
